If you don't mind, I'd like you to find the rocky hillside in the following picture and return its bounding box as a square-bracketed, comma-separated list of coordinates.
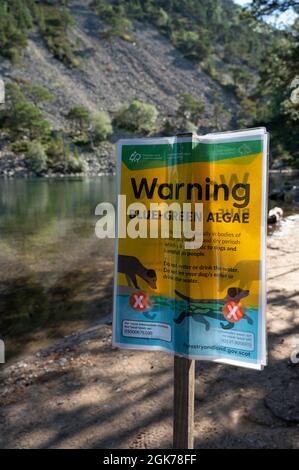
[2, 0, 234, 127]
[0, 0, 241, 176]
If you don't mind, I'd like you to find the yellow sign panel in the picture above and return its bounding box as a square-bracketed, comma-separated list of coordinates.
[113, 129, 268, 370]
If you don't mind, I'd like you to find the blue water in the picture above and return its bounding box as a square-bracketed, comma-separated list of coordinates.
[114, 294, 260, 365]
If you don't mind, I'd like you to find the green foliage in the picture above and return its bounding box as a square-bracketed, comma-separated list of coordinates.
[91, 112, 113, 143]
[212, 91, 231, 131]
[10, 139, 29, 154]
[67, 106, 91, 133]
[67, 148, 88, 173]
[23, 84, 55, 106]
[252, 18, 299, 164]
[161, 93, 206, 135]
[152, 8, 170, 29]
[115, 100, 158, 134]
[161, 119, 176, 136]
[1, 82, 51, 140]
[46, 135, 67, 163]
[104, 16, 132, 41]
[0, 0, 32, 62]
[91, 0, 133, 41]
[46, 135, 88, 173]
[178, 93, 205, 125]
[26, 141, 47, 173]
[36, 4, 77, 67]
[0, 1, 77, 67]
[228, 65, 252, 96]
[91, 0, 272, 69]
[171, 29, 210, 61]
[237, 96, 258, 128]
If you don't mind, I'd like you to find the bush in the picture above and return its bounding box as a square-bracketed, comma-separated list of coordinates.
[153, 8, 169, 28]
[91, 112, 113, 143]
[161, 119, 177, 136]
[24, 84, 55, 106]
[26, 141, 47, 173]
[67, 149, 88, 173]
[72, 134, 91, 146]
[115, 100, 158, 134]
[46, 135, 67, 162]
[106, 16, 132, 40]
[178, 93, 205, 124]
[6, 47, 22, 65]
[67, 106, 90, 133]
[183, 120, 198, 134]
[37, 4, 77, 68]
[10, 140, 29, 154]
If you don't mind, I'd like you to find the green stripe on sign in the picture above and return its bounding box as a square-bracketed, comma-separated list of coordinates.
[121, 140, 263, 170]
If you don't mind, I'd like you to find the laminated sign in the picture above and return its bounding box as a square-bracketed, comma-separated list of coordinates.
[113, 128, 268, 370]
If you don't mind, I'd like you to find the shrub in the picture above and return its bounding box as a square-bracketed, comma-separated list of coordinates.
[107, 16, 132, 40]
[67, 106, 90, 133]
[24, 84, 55, 106]
[171, 29, 210, 61]
[1, 82, 52, 142]
[72, 133, 91, 146]
[161, 119, 177, 136]
[5, 100, 51, 141]
[115, 100, 158, 134]
[178, 93, 205, 124]
[67, 148, 88, 173]
[6, 47, 22, 65]
[10, 140, 29, 154]
[153, 8, 169, 28]
[26, 141, 47, 173]
[37, 4, 77, 68]
[183, 120, 198, 134]
[46, 135, 66, 162]
[91, 112, 113, 143]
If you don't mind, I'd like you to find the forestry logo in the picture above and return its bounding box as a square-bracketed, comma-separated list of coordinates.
[129, 151, 142, 163]
[0, 339, 5, 364]
[238, 144, 251, 155]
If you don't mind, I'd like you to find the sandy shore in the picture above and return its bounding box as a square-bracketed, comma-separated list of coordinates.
[0, 215, 299, 449]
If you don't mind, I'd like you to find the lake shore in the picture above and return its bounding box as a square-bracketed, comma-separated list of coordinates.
[0, 215, 299, 449]
[0, 138, 116, 178]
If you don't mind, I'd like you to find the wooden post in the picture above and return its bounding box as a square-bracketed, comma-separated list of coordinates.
[173, 133, 195, 450]
[173, 355, 195, 449]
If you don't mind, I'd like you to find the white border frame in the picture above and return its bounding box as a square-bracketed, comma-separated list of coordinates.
[112, 128, 268, 371]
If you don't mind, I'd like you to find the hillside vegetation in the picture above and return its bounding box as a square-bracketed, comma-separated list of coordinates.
[0, 0, 298, 175]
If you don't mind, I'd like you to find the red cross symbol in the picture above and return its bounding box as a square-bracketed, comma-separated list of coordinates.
[129, 292, 149, 311]
[223, 301, 244, 323]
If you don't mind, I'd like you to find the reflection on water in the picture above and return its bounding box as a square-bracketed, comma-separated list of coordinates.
[0, 177, 116, 359]
[0, 173, 298, 360]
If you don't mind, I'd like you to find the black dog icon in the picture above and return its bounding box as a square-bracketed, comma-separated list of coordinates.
[174, 287, 252, 330]
[118, 255, 157, 290]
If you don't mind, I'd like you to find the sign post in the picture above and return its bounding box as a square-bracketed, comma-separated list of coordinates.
[173, 356, 195, 449]
[111, 128, 268, 448]
[173, 132, 195, 450]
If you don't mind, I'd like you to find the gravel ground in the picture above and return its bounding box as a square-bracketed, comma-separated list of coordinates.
[0, 215, 298, 449]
